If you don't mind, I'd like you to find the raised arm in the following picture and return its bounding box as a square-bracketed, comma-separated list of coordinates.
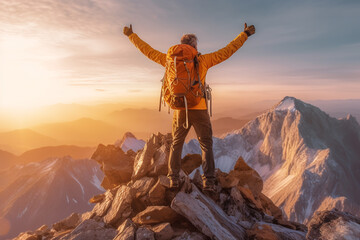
[123, 24, 166, 67]
[200, 23, 255, 69]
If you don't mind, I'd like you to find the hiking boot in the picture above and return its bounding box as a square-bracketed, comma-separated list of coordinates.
[169, 178, 181, 190]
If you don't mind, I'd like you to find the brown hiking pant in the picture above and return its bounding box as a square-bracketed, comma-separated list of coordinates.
[168, 109, 215, 185]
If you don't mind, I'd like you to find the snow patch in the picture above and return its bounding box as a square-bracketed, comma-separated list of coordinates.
[18, 207, 28, 218]
[72, 198, 78, 203]
[276, 98, 296, 112]
[91, 174, 104, 191]
[66, 195, 69, 204]
[69, 173, 85, 195]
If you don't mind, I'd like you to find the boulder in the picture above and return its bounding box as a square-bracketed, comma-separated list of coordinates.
[130, 177, 156, 198]
[151, 222, 174, 240]
[103, 185, 133, 226]
[148, 178, 166, 205]
[60, 219, 117, 240]
[237, 185, 263, 211]
[52, 213, 80, 231]
[307, 209, 360, 240]
[132, 134, 162, 180]
[246, 223, 280, 240]
[114, 218, 136, 240]
[171, 184, 247, 239]
[132, 206, 179, 225]
[91, 187, 117, 217]
[181, 154, 202, 175]
[13, 232, 41, 240]
[34, 225, 50, 236]
[218, 157, 263, 197]
[89, 193, 105, 204]
[259, 193, 283, 220]
[91, 144, 134, 188]
[148, 144, 169, 176]
[158, 175, 170, 188]
[136, 226, 155, 240]
[172, 231, 208, 240]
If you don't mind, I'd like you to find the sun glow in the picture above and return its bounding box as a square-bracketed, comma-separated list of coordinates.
[0, 35, 65, 111]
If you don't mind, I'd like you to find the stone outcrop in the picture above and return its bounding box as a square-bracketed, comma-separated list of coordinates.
[307, 209, 360, 240]
[20, 132, 358, 240]
[91, 144, 134, 189]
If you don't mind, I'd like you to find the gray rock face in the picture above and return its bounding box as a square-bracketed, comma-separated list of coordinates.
[113, 218, 136, 240]
[136, 226, 155, 240]
[60, 219, 117, 240]
[171, 184, 246, 240]
[132, 133, 172, 180]
[103, 185, 133, 226]
[151, 222, 174, 240]
[91, 188, 117, 217]
[307, 209, 360, 240]
[52, 213, 81, 232]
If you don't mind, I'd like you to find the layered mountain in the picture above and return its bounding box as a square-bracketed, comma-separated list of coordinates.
[183, 96, 360, 223]
[0, 157, 104, 240]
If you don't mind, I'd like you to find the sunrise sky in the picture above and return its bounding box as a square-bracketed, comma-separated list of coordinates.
[1, 0, 359, 112]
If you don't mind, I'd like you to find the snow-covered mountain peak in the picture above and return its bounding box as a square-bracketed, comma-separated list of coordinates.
[275, 96, 297, 112]
[115, 132, 145, 153]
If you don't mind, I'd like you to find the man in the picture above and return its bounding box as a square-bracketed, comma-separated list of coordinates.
[123, 23, 255, 193]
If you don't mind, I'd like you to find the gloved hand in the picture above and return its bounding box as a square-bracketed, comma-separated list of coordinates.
[244, 23, 255, 37]
[123, 24, 133, 36]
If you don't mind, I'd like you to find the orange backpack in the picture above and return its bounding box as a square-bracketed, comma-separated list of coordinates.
[159, 44, 204, 113]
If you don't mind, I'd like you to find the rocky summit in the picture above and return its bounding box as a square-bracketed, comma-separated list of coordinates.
[13, 132, 359, 240]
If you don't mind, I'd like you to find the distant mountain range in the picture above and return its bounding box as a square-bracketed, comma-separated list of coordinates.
[0, 157, 104, 240]
[183, 96, 360, 223]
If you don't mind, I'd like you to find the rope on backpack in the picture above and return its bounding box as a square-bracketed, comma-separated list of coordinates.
[183, 96, 189, 129]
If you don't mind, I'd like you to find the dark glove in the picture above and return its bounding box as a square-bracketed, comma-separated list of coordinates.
[123, 24, 133, 37]
[244, 23, 255, 37]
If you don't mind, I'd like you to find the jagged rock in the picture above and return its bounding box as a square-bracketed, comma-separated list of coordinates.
[132, 206, 179, 225]
[172, 232, 208, 240]
[52, 213, 80, 231]
[217, 169, 239, 189]
[148, 178, 166, 205]
[259, 193, 282, 220]
[246, 223, 280, 240]
[130, 176, 156, 198]
[136, 226, 155, 240]
[181, 154, 202, 175]
[103, 185, 133, 226]
[217, 157, 263, 197]
[113, 218, 136, 240]
[132, 133, 163, 180]
[13, 232, 41, 240]
[34, 224, 49, 236]
[238, 185, 263, 211]
[59, 219, 117, 240]
[91, 187, 117, 217]
[91, 144, 134, 188]
[158, 175, 170, 188]
[171, 183, 246, 239]
[148, 144, 169, 176]
[151, 222, 174, 240]
[307, 209, 360, 240]
[89, 193, 105, 203]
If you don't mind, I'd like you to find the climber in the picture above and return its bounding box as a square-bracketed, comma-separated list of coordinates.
[123, 23, 256, 193]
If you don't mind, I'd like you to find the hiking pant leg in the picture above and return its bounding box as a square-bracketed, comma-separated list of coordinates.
[191, 110, 215, 183]
[168, 110, 191, 180]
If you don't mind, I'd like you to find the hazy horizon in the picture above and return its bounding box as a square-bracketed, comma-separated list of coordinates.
[1, 0, 360, 112]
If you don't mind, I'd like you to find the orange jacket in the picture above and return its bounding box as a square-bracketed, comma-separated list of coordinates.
[128, 32, 248, 109]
